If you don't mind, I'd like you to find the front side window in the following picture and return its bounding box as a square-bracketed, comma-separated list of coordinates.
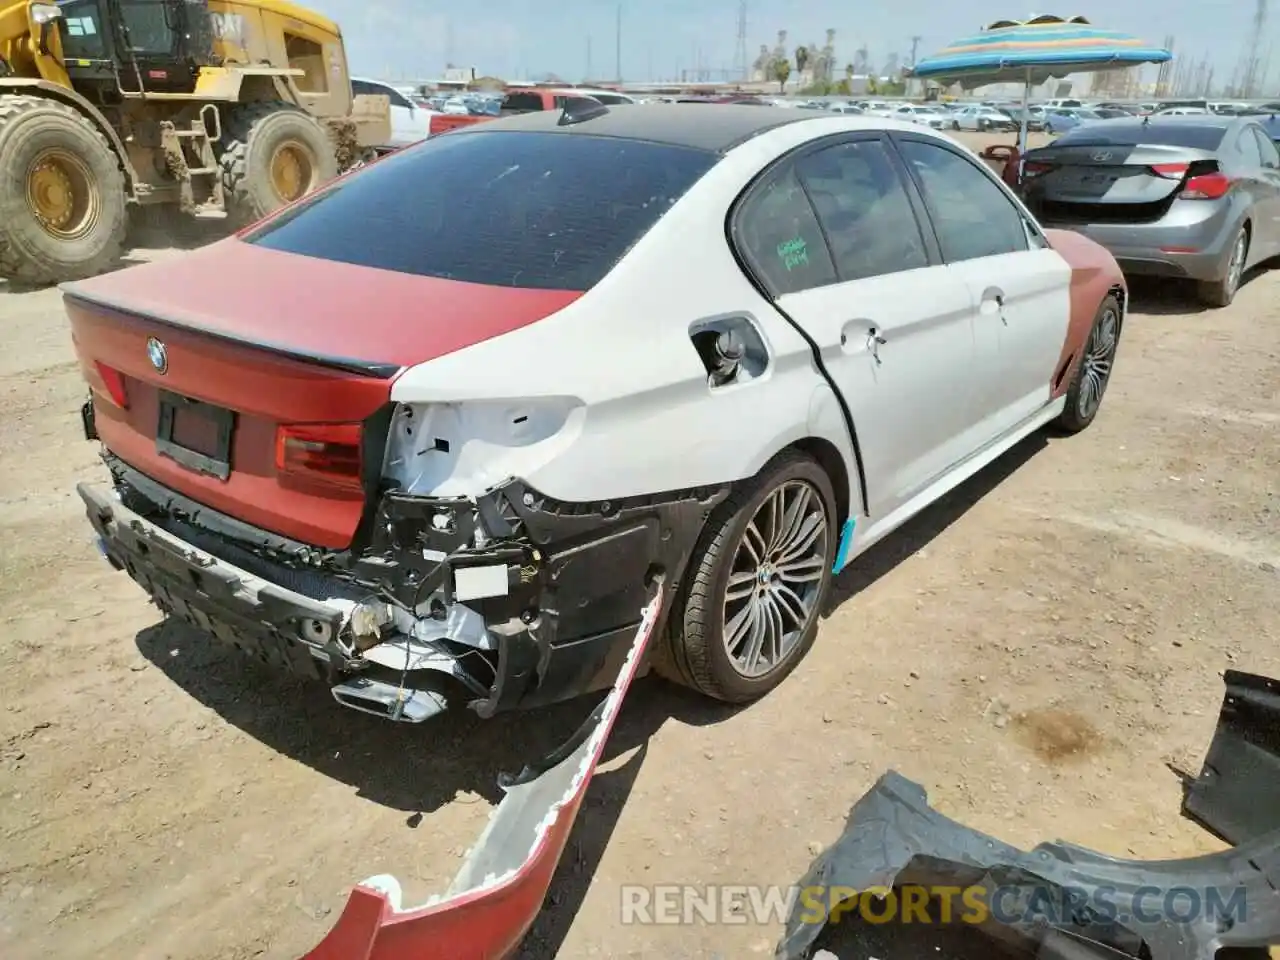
[734, 164, 837, 296]
[794, 140, 928, 281]
[247, 131, 716, 291]
[896, 139, 1029, 262]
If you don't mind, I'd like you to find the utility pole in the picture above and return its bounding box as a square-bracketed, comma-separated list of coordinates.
[735, 0, 749, 81]
[1241, 0, 1268, 97]
[615, 1, 622, 81]
[909, 35, 922, 67]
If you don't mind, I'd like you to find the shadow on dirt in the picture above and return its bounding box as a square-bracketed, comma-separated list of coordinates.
[823, 432, 1048, 618]
[135, 620, 736, 814]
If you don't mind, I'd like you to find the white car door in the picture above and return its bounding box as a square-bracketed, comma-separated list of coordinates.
[892, 134, 1072, 440]
[731, 134, 982, 523]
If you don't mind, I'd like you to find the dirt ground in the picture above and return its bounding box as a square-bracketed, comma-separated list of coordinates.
[2, 132, 1278, 960]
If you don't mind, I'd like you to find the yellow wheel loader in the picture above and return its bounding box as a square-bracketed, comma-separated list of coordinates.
[0, 0, 391, 284]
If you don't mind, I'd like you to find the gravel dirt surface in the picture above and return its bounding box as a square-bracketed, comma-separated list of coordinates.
[2, 130, 1278, 960]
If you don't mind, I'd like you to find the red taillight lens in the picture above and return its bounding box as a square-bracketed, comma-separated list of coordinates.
[1022, 160, 1054, 177]
[275, 423, 363, 493]
[1181, 172, 1233, 199]
[94, 361, 128, 408]
[1149, 162, 1190, 179]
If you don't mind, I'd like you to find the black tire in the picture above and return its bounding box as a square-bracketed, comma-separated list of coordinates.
[0, 95, 127, 285]
[218, 102, 337, 228]
[655, 450, 838, 702]
[1055, 293, 1122, 434]
[1197, 223, 1249, 308]
[952, 120, 961, 130]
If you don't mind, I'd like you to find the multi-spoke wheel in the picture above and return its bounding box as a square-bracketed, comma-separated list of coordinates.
[1056, 293, 1122, 434]
[655, 451, 837, 702]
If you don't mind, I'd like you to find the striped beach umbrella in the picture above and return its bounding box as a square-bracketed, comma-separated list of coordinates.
[908, 15, 1172, 149]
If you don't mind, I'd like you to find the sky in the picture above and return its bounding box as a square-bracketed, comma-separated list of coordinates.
[305, 0, 1273, 89]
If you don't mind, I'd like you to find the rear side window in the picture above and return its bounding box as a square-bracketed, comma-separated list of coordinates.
[735, 165, 837, 295]
[247, 132, 716, 291]
[896, 139, 1029, 262]
[795, 140, 928, 281]
[1237, 127, 1264, 166]
[1255, 127, 1280, 166]
[1057, 122, 1227, 150]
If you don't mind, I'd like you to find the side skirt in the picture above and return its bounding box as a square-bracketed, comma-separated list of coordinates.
[834, 396, 1066, 573]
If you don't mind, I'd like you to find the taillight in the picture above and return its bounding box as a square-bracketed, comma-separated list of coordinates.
[94, 361, 128, 408]
[1022, 160, 1054, 177]
[275, 423, 363, 493]
[1180, 172, 1233, 200]
[1149, 162, 1189, 179]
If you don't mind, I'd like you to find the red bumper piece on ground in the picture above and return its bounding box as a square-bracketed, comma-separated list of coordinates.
[301, 581, 665, 960]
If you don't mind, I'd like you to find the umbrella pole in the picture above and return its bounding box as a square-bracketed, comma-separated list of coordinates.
[1019, 66, 1030, 153]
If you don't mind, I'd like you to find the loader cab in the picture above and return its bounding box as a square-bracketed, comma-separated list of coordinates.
[51, 0, 215, 96]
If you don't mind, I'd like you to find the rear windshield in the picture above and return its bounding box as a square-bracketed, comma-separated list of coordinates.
[246, 131, 716, 290]
[1056, 121, 1227, 150]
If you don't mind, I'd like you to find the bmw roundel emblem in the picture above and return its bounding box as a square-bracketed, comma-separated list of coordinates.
[146, 337, 168, 374]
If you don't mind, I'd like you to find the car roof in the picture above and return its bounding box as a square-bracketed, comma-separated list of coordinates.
[451, 102, 819, 153]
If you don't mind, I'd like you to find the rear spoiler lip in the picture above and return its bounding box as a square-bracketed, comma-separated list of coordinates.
[60, 287, 404, 380]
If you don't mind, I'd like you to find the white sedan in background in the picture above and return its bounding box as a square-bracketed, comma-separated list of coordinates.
[949, 105, 1019, 132]
[892, 104, 951, 129]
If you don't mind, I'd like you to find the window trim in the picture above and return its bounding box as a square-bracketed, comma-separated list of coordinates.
[888, 131, 1045, 261]
[726, 131, 941, 300]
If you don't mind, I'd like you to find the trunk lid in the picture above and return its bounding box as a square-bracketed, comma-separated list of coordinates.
[66, 240, 580, 549]
[1022, 142, 1219, 223]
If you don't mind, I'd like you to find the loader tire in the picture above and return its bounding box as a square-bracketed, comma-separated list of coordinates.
[0, 95, 127, 286]
[218, 102, 338, 228]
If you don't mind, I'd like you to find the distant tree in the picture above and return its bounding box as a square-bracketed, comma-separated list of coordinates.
[795, 46, 809, 76]
[772, 57, 792, 92]
[845, 62, 855, 81]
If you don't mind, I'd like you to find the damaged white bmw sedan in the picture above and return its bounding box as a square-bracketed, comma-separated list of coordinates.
[67, 101, 1126, 723]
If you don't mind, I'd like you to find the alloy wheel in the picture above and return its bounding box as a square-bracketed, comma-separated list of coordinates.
[1077, 305, 1119, 421]
[721, 480, 829, 678]
[1226, 230, 1247, 298]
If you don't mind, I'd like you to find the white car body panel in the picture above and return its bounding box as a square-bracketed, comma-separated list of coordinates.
[945, 249, 1073, 439]
[389, 116, 1081, 574]
[777, 266, 979, 523]
[352, 77, 435, 148]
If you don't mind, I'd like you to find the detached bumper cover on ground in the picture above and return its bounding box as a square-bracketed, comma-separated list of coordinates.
[779, 666, 1280, 960]
[300, 581, 664, 960]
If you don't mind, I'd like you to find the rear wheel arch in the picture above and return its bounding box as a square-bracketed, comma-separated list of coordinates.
[789, 436, 852, 533]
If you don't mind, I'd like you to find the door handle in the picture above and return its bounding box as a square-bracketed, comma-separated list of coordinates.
[980, 287, 1007, 323]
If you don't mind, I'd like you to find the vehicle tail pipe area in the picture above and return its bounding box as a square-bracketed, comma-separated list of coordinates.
[330, 677, 450, 723]
[300, 576, 665, 960]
